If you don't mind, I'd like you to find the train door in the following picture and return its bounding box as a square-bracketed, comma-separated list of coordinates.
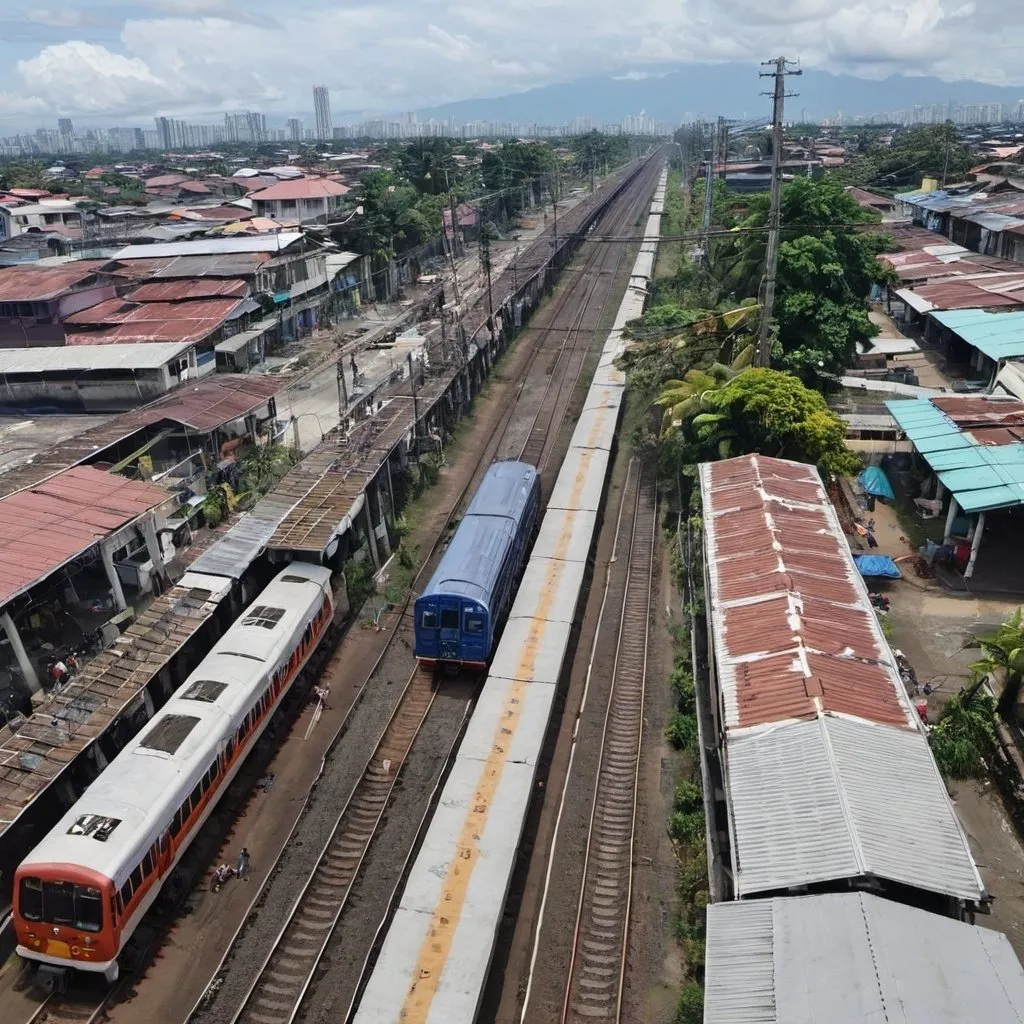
[438, 597, 461, 661]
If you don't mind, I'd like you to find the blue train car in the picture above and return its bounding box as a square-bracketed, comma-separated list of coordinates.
[414, 461, 540, 668]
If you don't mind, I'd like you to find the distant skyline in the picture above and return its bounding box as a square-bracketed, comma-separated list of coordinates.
[1, 2, 1024, 127]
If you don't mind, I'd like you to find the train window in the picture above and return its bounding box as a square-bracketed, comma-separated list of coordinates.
[225, 738, 235, 760]
[190, 782, 203, 810]
[170, 807, 184, 837]
[182, 680, 228, 703]
[142, 851, 154, 877]
[465, 614, 485, 635]
[420, 605, 438, 628]
[129, 865, 143, 892]
[241, 605, 286, 630]
[19, 877, 42, 920]
[303, 623, 313, 647]
[120, 878, 133, 907]
[440, 609, 459, 630]
[76, 887, 103, 932]
[280, 574, 310, 583]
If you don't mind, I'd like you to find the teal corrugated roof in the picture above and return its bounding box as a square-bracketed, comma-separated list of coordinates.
[886, 398, 1024, 512]
[931, 308, 1024, 362]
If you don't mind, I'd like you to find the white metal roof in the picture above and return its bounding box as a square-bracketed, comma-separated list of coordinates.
[725, 716, 985, 901]
[109, 233, 304, 260]
[0, 342, 193, 373]
[705, 892, 1024, 1023]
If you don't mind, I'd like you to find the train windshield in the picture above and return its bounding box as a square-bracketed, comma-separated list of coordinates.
[19, 877, 103, 932]
[465, 614, 484, 634]
[440, 609, 459, 629]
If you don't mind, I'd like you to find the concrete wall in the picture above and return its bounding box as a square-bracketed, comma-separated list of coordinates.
[0, 367, 174, 411]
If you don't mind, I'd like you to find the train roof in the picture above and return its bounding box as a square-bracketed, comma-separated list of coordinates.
[19, 564, 331, 886]
[417, 462, 536, 609]
[418, 516, 516, 607]
[463, 461, 537, 521]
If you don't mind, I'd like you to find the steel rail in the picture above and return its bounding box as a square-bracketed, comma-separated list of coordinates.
[559, 468, 657, 1024]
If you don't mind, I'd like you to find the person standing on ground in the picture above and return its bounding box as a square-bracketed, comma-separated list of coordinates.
[237, 847, 250, 882]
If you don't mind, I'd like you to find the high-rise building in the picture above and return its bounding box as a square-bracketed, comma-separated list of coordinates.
[313, 86, 332, 140]
[288, 118, 303, 142]
[57, 118, 74, 137]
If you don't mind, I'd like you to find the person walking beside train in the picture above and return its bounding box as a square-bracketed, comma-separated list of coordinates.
[237, 847, 250, 882]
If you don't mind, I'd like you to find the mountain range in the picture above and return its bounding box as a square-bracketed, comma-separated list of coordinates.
[400, 64, 1024, 125]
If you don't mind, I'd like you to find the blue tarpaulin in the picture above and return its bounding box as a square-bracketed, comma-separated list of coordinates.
[859, 466, 895, 501]
[854, 554, 902, 579]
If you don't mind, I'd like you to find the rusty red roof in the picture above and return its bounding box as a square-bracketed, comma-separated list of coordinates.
[910, 278, 1024, 311]
[65, 295, 243, 326]
[138, 373, 282, 431]
[144, 174, 190, 188]
[699, 454, 915, 732]
[247, 177, 350, 201]
[0, 261, 106, 302]
[0, 466, 168, 605]
[128, 278, 249, 302]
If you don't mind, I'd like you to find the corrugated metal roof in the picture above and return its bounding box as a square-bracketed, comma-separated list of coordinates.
[930, 308, 1024, 362]
[150, 253, 270, 279]
[725, 716, 984, 900]
[699, 455, 914, 731]
[0, 341, 193, 373]
[65, 296, 244, 326]
[247, 177, 350, 200]
[109, 233, 303, 260]
[0, 260, 105, 301]
[900, 279, 1024, 313]
[705, 893, 1024, 1023]
[128, 278, 249, 302]
[887, 397, 1024, 511]
[0, 579, 229, 833]
[0, 465, 168, 606]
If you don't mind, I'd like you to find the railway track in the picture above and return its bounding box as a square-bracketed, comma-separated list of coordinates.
[178, 156, 663, 1024]
[24, 992, 106, 1024]
[560, 464, 657, 1024]
[229, 666, 439, 1024]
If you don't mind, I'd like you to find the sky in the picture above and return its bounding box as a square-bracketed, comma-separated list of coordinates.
[1, 0, 1022, 129]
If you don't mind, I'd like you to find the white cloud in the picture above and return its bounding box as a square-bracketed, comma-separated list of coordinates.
[0, 0, 1022, 121]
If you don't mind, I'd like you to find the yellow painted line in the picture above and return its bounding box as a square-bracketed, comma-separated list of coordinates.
[399, 405, 611, 1021]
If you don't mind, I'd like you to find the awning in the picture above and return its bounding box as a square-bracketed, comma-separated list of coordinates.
[896, 288, 936, 314]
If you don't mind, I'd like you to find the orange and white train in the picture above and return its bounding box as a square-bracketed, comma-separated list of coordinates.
[13, 563, 334, 983]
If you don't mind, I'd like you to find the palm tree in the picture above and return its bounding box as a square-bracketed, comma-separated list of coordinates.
[655, 365, 737, 432]
[965, 608, 1024, 717]
[240, 441, 296, 497]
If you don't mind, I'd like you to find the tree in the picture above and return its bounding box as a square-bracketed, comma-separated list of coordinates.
[662, 367, 860, 475]
[240, 440, 297, 497]
[722, 176, 894, 386]
[396, 138, 457, 196]
[0, 160, 46, 190]
[965, 609, 1024, 717]
[356, 169, 438, 260]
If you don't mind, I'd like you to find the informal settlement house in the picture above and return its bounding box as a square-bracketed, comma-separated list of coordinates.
[697, 454, 1024, 1023]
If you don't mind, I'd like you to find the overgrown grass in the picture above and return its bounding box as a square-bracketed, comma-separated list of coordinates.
[655, 168, 687, 280]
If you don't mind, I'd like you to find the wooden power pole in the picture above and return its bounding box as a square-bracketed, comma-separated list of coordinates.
[755, 56, 802, 368]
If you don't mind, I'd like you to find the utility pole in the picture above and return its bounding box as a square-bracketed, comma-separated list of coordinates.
[700, 119, 718, 261]
[755, 56, 802, 368]
[336, 353, 348, 426]
[408, 350, 420, 442]
[480, 229, 494, 340]
[718, 119, 730, 181]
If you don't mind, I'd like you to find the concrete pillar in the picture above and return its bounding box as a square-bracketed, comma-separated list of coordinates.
[375, 484, 392, 558]
[100, 539, 128, 613]
[935, 478, 946, 502]
[363, 498, 381, 568]
[944, 495, 960, 543]
[140, 517, 170, 590]
[965, 511, 986, 579]
[2, 611, 40, 694]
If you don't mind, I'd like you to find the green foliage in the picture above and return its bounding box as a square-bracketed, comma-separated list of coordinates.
[965, 607, 1024, 716]
[670, 664, 696, 715]
[0, 160, 46, 190]
[358, 169, 443, 260]
[239, 441, 297, 498]
[832, 123, 974, 191]
[675, 982, 705, 1024]
[343, 557, 377, 609]
[666, 709, 699, 750]
[674, 779, 703, 813]
[721, 176, 893, 386]
[669, 810, 705, 845]
[931, 686, 998, 779]
[660, 368, 860, 477]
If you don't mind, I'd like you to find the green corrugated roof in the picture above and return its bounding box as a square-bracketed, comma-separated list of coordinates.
[886, 398, 1024, 512]
[931, 309, 1024, 363]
